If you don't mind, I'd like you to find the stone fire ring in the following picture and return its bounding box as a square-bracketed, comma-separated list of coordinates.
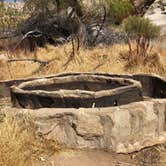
[2, 73, 166, 153]
[11, 74, 143, 109]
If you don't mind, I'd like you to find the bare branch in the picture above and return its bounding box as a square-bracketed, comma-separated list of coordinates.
[75, 34, 80, 51]
[63, 36, 75, 69]
[91, 5, 106, 45]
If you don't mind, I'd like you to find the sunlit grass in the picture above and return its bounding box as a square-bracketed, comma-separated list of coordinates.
[0, 112, 60, 166]
[0, 42, 165, 80]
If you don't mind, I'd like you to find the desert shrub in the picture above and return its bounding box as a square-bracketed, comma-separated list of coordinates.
[105, 0, 135, 24]
[122, 16, 160, 60]
[123, 16, 160, 39]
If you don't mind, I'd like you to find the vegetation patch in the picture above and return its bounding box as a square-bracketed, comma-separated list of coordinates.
[105, 0, 135, 24]
[0, 112, 60, 166]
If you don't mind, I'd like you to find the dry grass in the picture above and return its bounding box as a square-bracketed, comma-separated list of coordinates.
[0, 112, 60, 166]
[0, 42, 166, 80]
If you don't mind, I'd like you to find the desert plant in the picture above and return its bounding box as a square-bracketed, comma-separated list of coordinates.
[105, 0, 135, 24]
[122, 16, 160, 60]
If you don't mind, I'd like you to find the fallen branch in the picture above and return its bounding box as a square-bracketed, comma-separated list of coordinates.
[8, 58, 49, 65]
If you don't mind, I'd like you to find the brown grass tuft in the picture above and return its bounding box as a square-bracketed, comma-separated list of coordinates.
[0, 112, 60, 166]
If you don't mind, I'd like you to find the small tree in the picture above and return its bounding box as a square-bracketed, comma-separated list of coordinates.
[122, 16, 160, 59]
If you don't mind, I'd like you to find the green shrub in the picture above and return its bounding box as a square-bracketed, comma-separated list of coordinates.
[123, 15, 160, 39]
[105, 0, 135, 24]
[122, 16, 160, 61]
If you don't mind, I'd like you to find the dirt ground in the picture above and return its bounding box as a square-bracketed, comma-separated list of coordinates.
[37, 149, 137, 166]
[34, 145, 166, 166]
[36, 147, 166, 166]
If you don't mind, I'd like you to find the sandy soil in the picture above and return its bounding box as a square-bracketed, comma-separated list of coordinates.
[38, 150, 137, 166]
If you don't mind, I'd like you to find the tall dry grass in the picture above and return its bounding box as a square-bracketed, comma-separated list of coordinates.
[0, 112, 60, 166]
[0, 42, 165, 80]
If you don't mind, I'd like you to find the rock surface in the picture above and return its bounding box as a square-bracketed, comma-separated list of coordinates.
[145, 0, 166, 34]
[4, 99, 166, 154]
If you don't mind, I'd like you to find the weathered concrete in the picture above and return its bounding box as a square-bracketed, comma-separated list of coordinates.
[1, 73, 165, 98]
[2, 99, 166, 153]
[10, 74, 143, 109]
[56, 73, 166, 98]
[8, 73, 166, 109]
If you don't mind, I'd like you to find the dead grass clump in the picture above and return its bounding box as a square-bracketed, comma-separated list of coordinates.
[0, 42, 166, 80]
[120, 50, 165, 75]
[0, 112, 60, 166]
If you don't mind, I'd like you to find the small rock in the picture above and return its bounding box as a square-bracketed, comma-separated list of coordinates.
[39, 157, 46, 162]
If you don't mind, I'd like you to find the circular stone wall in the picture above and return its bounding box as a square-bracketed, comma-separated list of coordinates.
[2, 73, 166, 153]
[11, 74, 143, 109]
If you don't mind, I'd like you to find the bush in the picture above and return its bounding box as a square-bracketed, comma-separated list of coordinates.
[123, 15, 160, 39]
[122, 16, 160, 59]
[105, 0, 135, 24]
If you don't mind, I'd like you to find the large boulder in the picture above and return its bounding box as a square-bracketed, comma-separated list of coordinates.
[144, 0, 166, 35]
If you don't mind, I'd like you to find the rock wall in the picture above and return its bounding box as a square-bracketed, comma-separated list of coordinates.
[6, 99, 166, 154]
